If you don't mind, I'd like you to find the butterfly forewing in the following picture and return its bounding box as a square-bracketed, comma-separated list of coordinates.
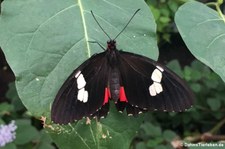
[51, 53, 109, 124]
[118, 51, 194, 112]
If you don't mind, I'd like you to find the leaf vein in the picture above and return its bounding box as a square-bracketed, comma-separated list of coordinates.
[78, 0, 91, 58]
[207, 33, 225, 48]
[26, 4, 78, 53]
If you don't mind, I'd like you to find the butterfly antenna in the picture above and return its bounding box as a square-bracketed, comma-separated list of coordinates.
[91, 11, 112, 40]
[114, 9, 140, 40]
[88, 41, 105, 50]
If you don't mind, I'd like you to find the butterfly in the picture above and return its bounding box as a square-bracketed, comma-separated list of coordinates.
[51, 9, 194, 124]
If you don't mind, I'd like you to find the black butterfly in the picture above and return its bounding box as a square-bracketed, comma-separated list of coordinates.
[51, 9, 194, 124]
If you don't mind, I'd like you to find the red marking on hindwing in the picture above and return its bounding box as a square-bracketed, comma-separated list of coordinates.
[119, 86, 128, 102]
[103, 88, 111, 105]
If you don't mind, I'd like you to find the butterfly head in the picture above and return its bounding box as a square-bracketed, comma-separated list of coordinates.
[107, 40, 117, 51]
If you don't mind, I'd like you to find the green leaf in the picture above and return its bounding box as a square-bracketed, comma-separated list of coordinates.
[0, 0, 157, 117]
[140, 122, 162, 136]
[155, 145, 171, 149]
[0, 143, 17, 149]
[146, 137, 164, 147]
[136, 142, 147, 149]
[37, 130, 54, 149]
[190, 83, 201, 93]
[0, 102, 13, 115]
[6, 82, 25, 112]
[183, 66, 192, 81]
[207, 98, 221, 111]
[0, 118, 4, 124]
[168, 0, 179, 13]
[175, 1, 225, 82]
[150, 6, 161, 20]
[162, 130, 177, 142]
[166, 60, 183, 78]
[50, 105, 144, 149]
[14, 119, 39, 145]
[159, 16, 170, 23]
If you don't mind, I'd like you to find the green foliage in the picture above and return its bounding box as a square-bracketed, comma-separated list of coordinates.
[145, 0, 190, 43]
[133, 59, 225, 149]
[49, 106, 144, 149]
[175, 1, 225, 83]
[0, 83, 54, 149]
[135, 122, 175, 149]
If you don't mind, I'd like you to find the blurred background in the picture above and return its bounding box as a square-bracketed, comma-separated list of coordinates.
[0, 0, 225, 149]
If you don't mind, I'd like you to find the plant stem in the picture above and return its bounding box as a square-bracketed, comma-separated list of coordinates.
[209, 116, 225, 134]
[207, 1, 225, 22]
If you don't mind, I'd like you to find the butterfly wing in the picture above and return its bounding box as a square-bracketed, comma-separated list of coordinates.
[117, 51, 194, 113]
[51, 52, 109, 124]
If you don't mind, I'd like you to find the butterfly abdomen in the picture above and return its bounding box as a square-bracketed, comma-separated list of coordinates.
[109, 68, 120, 101]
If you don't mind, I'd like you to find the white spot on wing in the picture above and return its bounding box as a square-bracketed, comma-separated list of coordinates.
[149, 66, 164, 96]
[75, 71, 81, 78]
[154, 82, 163, 94]
[156, 65, 164, 72]
[149, 82, 163, 96]
[77, 88, 85, 101]
[151, 69, 162, 83]
[77, 88, 89, 103]
[149, 84, 156, 96]
[76, 72, 89, 103]
[77, 74, 86, 89]
[83, 91, 88, 103]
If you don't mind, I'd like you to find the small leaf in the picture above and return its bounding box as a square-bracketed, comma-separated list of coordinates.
[166, 60, 183, 78]
[0, 102, 13, 115]
[183, 66, 192, 81]
[159, 16, 171, 23]
[190, 83, 201, 93]
[0, 143, 17, 149]
[0, 118, 4, 124]
[168, 1, 179, 13]
[155, 145, 171, 149]
[146, 137, 164, 147]
[175, 1, 225, 82]
[37, 130, 54, 149]
[14, 119, 39, 145]
[207, 98, 221, 111]
[136, 142, 147, 149]
[140, 122, 162, 136]
[163, 130, 177, 142]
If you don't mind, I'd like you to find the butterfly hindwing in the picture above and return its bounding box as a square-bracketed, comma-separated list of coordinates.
[118, 51, 194, 112]
[51, 53, 109, 124]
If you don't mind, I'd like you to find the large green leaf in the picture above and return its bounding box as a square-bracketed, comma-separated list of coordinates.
[0, 0, 157, 148]
[175, 1, 225, 82]
[50, 105, 144, 149]
[0, 0, 157, 117]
